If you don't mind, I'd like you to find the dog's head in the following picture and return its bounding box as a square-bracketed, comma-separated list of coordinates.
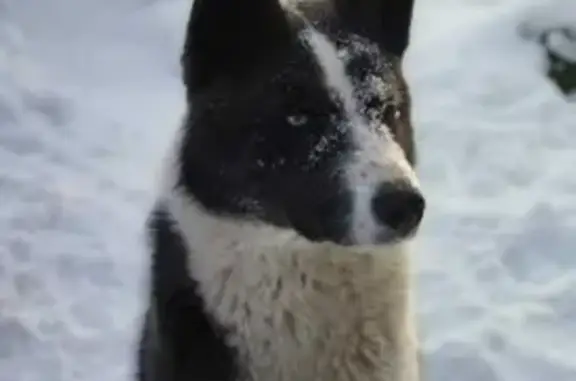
[176, 0, 424, 247]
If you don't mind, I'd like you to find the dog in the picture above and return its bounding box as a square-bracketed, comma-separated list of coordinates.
[137, 0, 425, 380]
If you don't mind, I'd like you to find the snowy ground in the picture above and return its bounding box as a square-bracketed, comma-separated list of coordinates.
[1, 0, 575, 380]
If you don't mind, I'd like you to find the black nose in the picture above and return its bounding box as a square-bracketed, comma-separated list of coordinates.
[371, 183, 425, 236]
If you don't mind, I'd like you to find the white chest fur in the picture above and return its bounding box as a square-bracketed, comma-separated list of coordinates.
[166, 192, 420, 381]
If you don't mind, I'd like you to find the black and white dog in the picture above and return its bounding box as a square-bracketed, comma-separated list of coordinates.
[137, 0, 425, 380]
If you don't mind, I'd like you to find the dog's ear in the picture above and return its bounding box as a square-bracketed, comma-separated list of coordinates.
[333, 0, 415, 57]
[182, 0, 292, 92]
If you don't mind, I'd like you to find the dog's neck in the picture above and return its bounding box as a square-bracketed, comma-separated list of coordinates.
[166, 190, 420, 381]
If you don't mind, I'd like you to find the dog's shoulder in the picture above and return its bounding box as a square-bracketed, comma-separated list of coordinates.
[138, 204, 239, 381]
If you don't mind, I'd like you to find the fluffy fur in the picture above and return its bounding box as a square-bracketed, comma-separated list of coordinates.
[163, 193, 420, 381]
[137, 0, 424, 380]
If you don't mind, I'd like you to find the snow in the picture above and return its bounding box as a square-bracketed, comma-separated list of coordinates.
[0, 0, 574, 380]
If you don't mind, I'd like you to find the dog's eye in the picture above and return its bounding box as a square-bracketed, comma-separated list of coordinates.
[287, 114, 308, 127]
[365, 96, 401, 125]
[380, 104, 402, 136]
[382, 105, 401, 124]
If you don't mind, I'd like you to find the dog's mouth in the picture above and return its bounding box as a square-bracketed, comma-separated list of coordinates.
[297, 226, 418, 248]
[373, 227, 419, 246]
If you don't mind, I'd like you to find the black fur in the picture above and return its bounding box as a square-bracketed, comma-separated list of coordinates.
[137, 205, 239, 381]
[177, 0, 416, 244]
[178, 40, 354, 243]
[332, 0, 415, 56]
[182, 0, 294, 92]
[137, 0, 416, 380]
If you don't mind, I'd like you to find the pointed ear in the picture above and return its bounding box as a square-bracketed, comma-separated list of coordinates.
[182, 0, 292, 92]
[333, 0, 415, 57]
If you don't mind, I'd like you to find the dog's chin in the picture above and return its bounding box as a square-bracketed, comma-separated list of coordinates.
[371, 228, 418, 246]
[297, 228, 416, 249]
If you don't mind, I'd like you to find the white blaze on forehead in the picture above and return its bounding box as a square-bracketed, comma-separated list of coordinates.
[298, 27, 402, 157]
[299, 28, 362, 126]
[300, 27, 419, 244]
